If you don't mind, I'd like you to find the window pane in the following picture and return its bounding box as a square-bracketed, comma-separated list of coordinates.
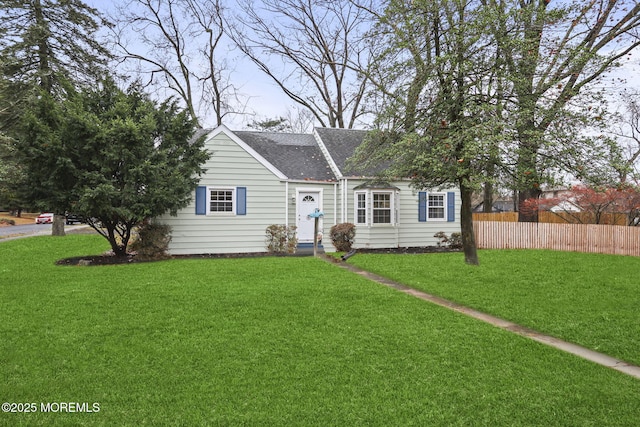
[373, 193, 390, 208]
[373, 209, 391, 223]
[372, 193, 391, 223]
[429, 194, 444, 207]
[210, 190, 233, 212]
[356, 193, 367, 224]
[428, 194, 445, 219]
[357, 193, 366, 209]
[428, 207, 445, 219]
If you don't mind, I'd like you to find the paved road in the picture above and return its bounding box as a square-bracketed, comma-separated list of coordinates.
[0, 223, 51, 237]
[0, 223, 89, 240]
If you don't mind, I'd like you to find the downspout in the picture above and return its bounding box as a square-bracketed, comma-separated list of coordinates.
[340, 179, 344, 222]
[342, 178, 348, 223]
[333, 182, 338, 225]
[285, 181, 289, 226]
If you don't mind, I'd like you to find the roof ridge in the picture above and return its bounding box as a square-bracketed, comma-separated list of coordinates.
[314, 127, 368, 132]
[236, 130, 311, 136]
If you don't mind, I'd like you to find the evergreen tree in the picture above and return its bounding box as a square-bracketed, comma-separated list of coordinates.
[0, 0, 112, 233]
[19, 78, 209, 256]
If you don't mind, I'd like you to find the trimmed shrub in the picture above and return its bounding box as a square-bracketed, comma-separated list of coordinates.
[330, 222, 356, 252]
[266, 225, 298, 254]
[434, 231, 449, 247]
[448, 232, 463, 249]
[130, 221, 172, 260]
[434, 231, 462, 249]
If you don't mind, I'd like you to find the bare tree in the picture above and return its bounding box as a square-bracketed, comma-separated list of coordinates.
[483, 0, 640, 221]
[109, 0, 236, 127]
[247, 107, 316, 133]
[608, 91, 640, 184]
[284, 106, 316, 133]
[228, 0, 372, 129]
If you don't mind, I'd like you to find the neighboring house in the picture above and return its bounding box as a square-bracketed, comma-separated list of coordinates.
[549, 200, 582, 213]
[540, 187, 582, 212]
[158, 125, 460, 255]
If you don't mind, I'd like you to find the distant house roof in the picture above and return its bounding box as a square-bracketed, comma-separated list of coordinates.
[234, 131, 336, 181]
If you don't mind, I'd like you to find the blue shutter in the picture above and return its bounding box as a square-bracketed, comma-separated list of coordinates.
[418, 191, 427, 222]
[195, 186, 207, 215]
[447, 192, 455, 222]
[236, 187, 247, 215]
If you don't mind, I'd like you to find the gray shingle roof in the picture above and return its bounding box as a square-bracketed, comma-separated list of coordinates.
[235, 131, 336, 181]
[313, 127, 367, 176]
[230, 127, 387, 181]
[313, 127, 388, 177]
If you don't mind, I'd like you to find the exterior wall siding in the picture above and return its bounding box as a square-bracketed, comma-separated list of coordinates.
[160, 132, 289, 255]
[397, 186, 461, 247]
[342, 179, 461, 249]
[159, 128, 462, 255]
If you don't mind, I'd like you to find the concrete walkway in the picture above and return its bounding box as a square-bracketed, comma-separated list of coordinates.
[320, 254, 640, 380]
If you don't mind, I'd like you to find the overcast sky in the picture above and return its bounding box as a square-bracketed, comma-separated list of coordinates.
[87, 0, 640, 132]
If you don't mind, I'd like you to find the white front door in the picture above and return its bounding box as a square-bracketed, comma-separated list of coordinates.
[297, 191, 320, 242]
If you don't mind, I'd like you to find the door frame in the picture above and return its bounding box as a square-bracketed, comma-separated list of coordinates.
[295, 188, 323, 243]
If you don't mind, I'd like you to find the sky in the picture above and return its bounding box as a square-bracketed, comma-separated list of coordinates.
[85, 0, 640, 132]
[85, 0, 295, 130]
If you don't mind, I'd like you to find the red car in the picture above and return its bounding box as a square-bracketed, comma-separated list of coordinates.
[35, 213, 54, 224]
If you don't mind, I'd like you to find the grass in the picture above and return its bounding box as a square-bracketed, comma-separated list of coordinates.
[346, 249, 640, 366]
[1, 236, 639, 426]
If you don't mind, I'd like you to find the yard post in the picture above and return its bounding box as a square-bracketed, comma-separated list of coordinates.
[307, 209, 324, 257]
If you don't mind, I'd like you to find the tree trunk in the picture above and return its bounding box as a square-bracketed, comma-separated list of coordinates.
[460, 183, 479, 265]
[51, 213, 65, 236]
[518, 187, 541, 222]
[33, 0, 53, 93]
[483, 181, 493, 213]
[516, 125, 541, 222]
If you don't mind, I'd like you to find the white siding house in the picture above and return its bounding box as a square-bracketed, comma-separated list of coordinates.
[158, 125, 460, 255]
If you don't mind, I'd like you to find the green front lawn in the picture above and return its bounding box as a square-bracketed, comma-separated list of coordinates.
[346, 249, 640, 367]
[1, 236, 639, 426]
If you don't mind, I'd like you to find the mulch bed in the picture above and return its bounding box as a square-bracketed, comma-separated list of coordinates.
[354, 246, 460, 254]
[56, 246, 460, 266]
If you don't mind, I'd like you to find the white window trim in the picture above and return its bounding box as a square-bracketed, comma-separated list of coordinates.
[355, 190, 368, 225]
[354, 189, 398, 226]
[207, 187, 236, 215]
[427, 192, 447, 221]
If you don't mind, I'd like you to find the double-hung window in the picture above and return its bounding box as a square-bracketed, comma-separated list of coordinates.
[418, 191, 455, 222]
[428, 193, 445, 220]
[354, 185, 398, 226]
[210, 189, 234, 213]
[195, 186, 247, 216]
[372, 193, 392, 223]
[356, 192, 367, 224]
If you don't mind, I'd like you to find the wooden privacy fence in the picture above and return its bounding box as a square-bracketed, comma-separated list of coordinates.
[472, 211, 629, 225]
[472, 212, 519, 222]
[473, 221, 640, 257]
[537, 211, 628, 225]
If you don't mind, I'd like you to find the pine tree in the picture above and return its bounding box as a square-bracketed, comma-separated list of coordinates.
[0, 0, 112, 234]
